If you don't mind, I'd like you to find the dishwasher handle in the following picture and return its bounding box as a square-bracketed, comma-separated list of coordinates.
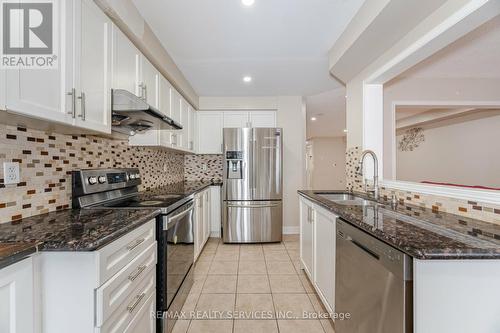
[348, 237, 380, 260]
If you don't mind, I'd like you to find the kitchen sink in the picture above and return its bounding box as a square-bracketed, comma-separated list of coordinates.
[315, 193, 378, 206]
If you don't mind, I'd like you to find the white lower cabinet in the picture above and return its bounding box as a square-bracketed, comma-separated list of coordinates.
[299, 196, 337, 315]
[194, 187, 211, 261]
[299, 197, 314, 278]
[123, 293, 156, 333]
[313, 206, 336, 314]
[0, 257, 35, 333]
[40, 220, 157, 333]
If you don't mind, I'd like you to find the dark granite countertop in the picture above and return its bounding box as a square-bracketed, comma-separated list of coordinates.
[298, 190, 500, 260]
[0, 180, 221, 269]
[0, 242, 38, 269]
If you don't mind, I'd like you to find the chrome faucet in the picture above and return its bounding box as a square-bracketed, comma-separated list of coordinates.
[356, 150, 379, 199]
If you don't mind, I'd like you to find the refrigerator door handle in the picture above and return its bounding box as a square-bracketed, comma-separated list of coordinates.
[251, 129, 257, 198]
[227, 203, 281, 208]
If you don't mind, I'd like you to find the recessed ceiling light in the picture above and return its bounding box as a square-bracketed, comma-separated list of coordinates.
[243, 76, 252, 83]
[311, 117, 317, 121]
[242, 0, 255, 7]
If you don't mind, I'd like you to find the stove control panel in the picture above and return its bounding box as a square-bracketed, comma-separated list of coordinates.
[72, 168, 142, 199]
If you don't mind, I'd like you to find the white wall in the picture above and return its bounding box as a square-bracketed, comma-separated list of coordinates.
[309, 137, 346, 190]
[199, 96, 306, 232]
[276, 97, 306, 232]
[384, 77, 500, 178]
[396, 114, 500, 188]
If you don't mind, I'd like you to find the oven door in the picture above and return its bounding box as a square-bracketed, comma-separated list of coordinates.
[157, 200, 194, 333]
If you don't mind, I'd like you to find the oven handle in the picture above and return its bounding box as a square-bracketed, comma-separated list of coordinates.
[163, 202, 194, 231]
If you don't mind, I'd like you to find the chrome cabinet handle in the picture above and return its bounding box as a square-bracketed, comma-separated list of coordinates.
[126, 238, 145, 251]
[128, 264, 147, 282]
[127, 292, 146, 313]
[67, 88, 76, 118]
[143, 84, 147, 101]
[172, 134, 177, 146]
[78, 92, 86, 120]
[138, 83, 144, 98]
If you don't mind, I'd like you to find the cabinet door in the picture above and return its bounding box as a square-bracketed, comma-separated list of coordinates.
[0, 258, 34, 333]
[193, 194, 203, 261]
[210, 186, 221, 238]
[188, 107, 195, 151]
[76, 0, 112, 133]
[5, 1, 73, 125]
[203, 190, 211, 243]
[158, 76, 172, 146]
[170, 90, 181, 123]
[314, 208, 336, 313]
[197, 112, 223, 154]
[180, 99, 190, 150]
[170, 90, 182, 148]
[249, 111, 276, 128]
[112, 26, 140, 96]
[223, 111, 250, 128]
[140, 56, 159, 108]
[300, 199, 314, 278]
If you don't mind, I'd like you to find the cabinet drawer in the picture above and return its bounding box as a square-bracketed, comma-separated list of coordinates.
[96, 242, 157, 326]
[123, 293, 156, 333]
[97, 269, 156, 333]
[96, 221, 155, 285]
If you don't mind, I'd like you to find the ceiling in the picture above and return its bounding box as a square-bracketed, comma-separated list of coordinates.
[131, 0, 364, 96]
[306, 88, 346, 139]
[399, 14, 500, 79]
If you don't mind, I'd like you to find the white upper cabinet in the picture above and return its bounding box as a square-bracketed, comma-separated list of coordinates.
[76, 0, 112, 133]
[111, 26, 140, 95]
[197, 112, 223, 154]
[170, 90, 181, 124]
[180, 98, 190, 150]
[139, 57, 159, 108]
[221, 111, 276, 128]
[5, 0, 111, 134]
[188, 106, 195, 151]
[158, 76, 172, 146]
[223, 111, 250, 128]
[5, 1, 74, 125]
[249, 111, 276, 127]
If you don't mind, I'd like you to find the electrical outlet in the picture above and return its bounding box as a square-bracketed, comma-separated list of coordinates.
[163, 164, 168, 172]
[3, 162, 20, 185]
[202, 164, 207, 171]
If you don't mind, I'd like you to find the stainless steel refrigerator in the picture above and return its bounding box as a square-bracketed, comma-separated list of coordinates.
[222, 128, 283, 243]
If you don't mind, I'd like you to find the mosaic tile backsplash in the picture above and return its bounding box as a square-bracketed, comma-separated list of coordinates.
[0, 124, 184, 224]
[345, 146, 500, 225]
[184, 154, 223, 182]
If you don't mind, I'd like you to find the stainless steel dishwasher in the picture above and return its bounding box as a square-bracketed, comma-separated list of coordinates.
[335, 219, 413, 333]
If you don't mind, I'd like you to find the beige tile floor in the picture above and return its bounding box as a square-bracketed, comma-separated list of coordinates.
[172, 235, 336, 333]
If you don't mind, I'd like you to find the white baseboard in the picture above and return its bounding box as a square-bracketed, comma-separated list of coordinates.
[283, 226, 299, 235]
[210, 230, 221, 238]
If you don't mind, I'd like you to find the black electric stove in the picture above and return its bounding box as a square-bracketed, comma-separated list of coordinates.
[72, 168, 194, 333]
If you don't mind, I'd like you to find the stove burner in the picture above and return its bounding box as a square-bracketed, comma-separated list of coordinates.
[138, 200, 164, 206]
[154, 194, 182, 200]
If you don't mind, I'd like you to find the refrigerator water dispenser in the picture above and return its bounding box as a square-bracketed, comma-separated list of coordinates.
[226, 151, 244, 179]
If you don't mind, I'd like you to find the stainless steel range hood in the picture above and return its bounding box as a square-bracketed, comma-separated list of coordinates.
[111, 89, 182, 136]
